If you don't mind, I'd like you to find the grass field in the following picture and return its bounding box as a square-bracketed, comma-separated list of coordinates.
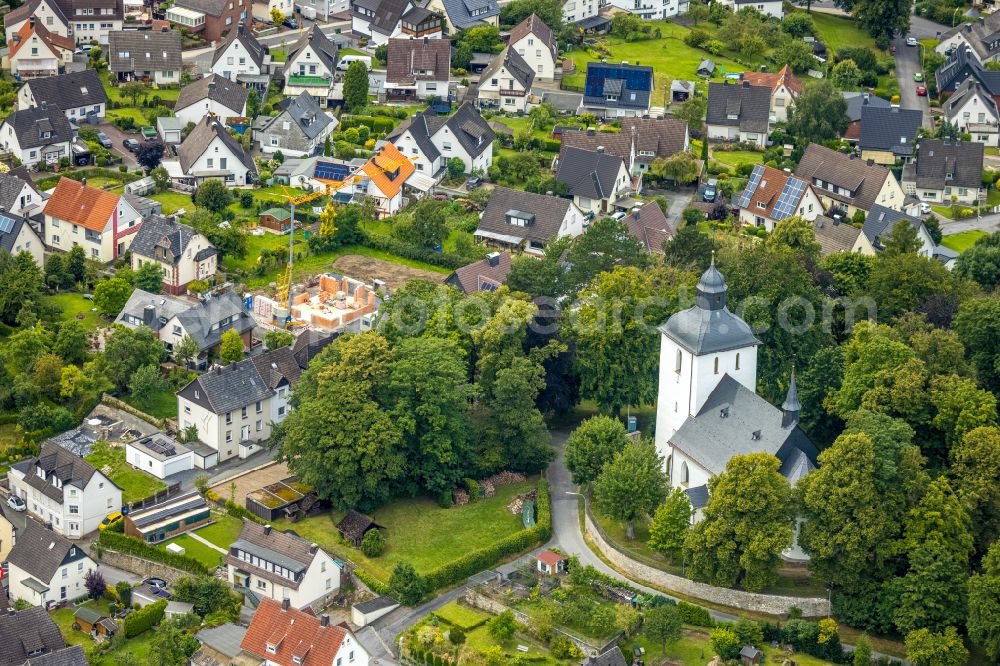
[433, 602, 490, 630]
[150, 191, 194, 215]
[45, 293, 104, 332]
[806, 11, 880, 54]
[627, 629, 840, 665]
[52, 599, 159, 666]
[941, 230, 987, 252]
[85, 442, 166, 503]
[100, 69, 181, 103]
[106, 107, 149, 126]
[711, 148, 765, 169]
[159, 532, 227, 568]
[272, 479, 536, 582]
[195, 513, 244, 548]
[121, 386, 177, 419]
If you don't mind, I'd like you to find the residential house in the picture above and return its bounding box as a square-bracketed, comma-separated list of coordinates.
[115, 288, 254, 361]
[508, 14, 557, 81]
[944, 77, 999, 145]
[740, 65, 802, 122]
[358, 141, 415, 217]
[228, 521, 340, 609]
[3, 0, 70, 39]
[841, 92, 890, 142]
[477, 47, 535, 113]
[176, 346, 305, 463]
[174, 74, 249, 127]
[706, 81, 771, 148]
[17, 69, 108, 122]
[108, 29, 182, 85]
[902, 138, 984, 204]
[129, 215, 218, 295]
[0, 171, 43, 217]
[935, 45, 1000, 97]
[192, 624, 257, 666]
[283, 26, 339, 102]
[210, 25, 271, 89]
[562, 0, 600, 27]
[936, 13, 1000, 64]
[64, 0, 124, 45]
[810, 215, 872, 257]
[862, 204, 939, 259]
[124, 491, 210, 541]
[7, 442, 120, 540]
[252, 0, 293, 25]
[446, 251, 512, 293]
[124, 435, 196, 480]
[351, 0, 442, 46]
[43, 178, 142, 261]
[0, 606, 89, 665]
[171, 116, 258, 186]
[605, 0, 687, 18]
[858, 105, 922, 165]
[726, 0, 783, 18]
[385, 37, 451, 101]
[168, 0, 252, 42]
[424, 0, 499, 34]
[623, 199, 673, 254]
[241, 598, 370, 666]
[0, 105, 73, 168]
[0, 502, 22, 562]
[474, 185, 586, 255]
[581, 61, 654, 118]
[0, 209, 45, 268]
[6, 18, 74, 79]
[256, 91, 336, 157]
[793, 143, 905, 220]
[735, 163, 823, 231]
[555, 145, 633, 215]
[386, 102, 494, 181]
[559, 117, 689, 175]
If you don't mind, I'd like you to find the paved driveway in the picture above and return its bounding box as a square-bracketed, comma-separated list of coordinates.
[894, 36, 932, 129]
[97, 121, 139, 169]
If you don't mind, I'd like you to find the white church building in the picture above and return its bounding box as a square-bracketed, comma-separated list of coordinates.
[654, 262, 818, 560]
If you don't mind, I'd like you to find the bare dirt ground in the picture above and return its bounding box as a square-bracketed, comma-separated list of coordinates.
[210, 461, 291, 502]
[331, 255, 447, 291]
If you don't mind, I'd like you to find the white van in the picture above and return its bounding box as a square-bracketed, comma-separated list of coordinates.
[338, 55, 372, 71]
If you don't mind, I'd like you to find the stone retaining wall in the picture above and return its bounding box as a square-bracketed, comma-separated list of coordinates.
[94, 548, 191, 584]
[583, 510, 830, 617]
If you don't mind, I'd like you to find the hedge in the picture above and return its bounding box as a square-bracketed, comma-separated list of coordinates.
[362, 232, 470, 270]
[122, 599, 166, 638]
[224, 499, 266, 525]
[677, 600, 714, 627]
[421, 478, 550, 591]
[97, 531, 209, 576]
[338, 115, 397, 133]
[35, 168, 144, 191]
[355, 568, 391, 595]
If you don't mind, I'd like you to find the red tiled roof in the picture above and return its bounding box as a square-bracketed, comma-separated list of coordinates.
[537, 549, 566, 565]
[743, 165, 804, 219]
[740, 65, 803, 96]
[362, 142, 415, 199]
[8, 19, 74, 58]
[43, 178, 121, 232]
[241, 599, 348, 666]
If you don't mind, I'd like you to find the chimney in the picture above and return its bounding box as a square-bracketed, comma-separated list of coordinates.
[264, 524, 272, 535]
[587, 128, 596, 136]
[633, 208, 640, 220]
[282, 599, 290, 611]
[309, 542, 318, 554]
[423, 36, 428, 44]
[486, 251, 500, 267]
[29, 16, 35, 27]
[40, 100, 47, 110]
[596, 146, 604, 153]
[866, 158, 875, 166]
[142, 304, 156, 327]
[81, 176, 86, 188]
[215, 365, 222, 375]
[742, 80, 750, 88]
[320, 615, 330, 627]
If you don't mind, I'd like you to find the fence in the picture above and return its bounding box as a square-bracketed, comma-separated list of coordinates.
[127, 481, 182, 512]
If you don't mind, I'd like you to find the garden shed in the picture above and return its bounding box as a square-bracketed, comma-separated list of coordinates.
[351, 596, 400, 626]
[536, 550, 567, 576]
[336, 510, 384, 548]
[259, 208, 292, 233]
[245, 477, 319, 522]
[72, 607, 103, 634]
[740, 646, 763, 665]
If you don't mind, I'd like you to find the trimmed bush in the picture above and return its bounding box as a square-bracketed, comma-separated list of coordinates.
[360, 528, 386, 557]
[122, 599, 166, 638]
[98, 531, 208, 576]
[677, 600, 714, 627]
[362, 232, 470, 269]
[355, 568, 391, 595]
[225, 499, 266, 524]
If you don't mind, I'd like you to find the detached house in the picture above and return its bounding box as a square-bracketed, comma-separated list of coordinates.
[945, 78, 999, 145]
[623, 199, 673, 254]
[386, 102, 494, 180]
[108, 29, 182, 85]
[560, 117, 689, 175]
[841, 92, 891, 142]
[425, 0, 499, 34]
[474, 185, 586, 255]
[351, 0, 443, 46]
[0, 606, 89, 665]
[256, 91, 336, 157]
[736, 163, 823, 231]
[934, 46, 1000, 96]
[177, 346, 304, 463]
[175, 74, 249, 127]
[477, 47, 535, 113]
[168, 0, 252, 42]
[0, 105, 73, 168]
[130, 216, 218, 295]
[241, 598, 370, 666]
[706, 81, 771, 148]
[555, 146, 633, 215]
[581, 61, 654, 118]
[385, 37, 451, 101]
[3, 0, 70, 39]
[862, 204, 940, 259]
[170, 116, 258, 186]
[43, 177, 142, 261]
[7, 441, 122, 539]
[508, 14, 557, 82]
[0, 209, 45, 268]
[936, 13, 1000, 64]
[858, 105, 923, 165]
[283, 26, 339, 102]
[228, 522, 340, 610]
[901, 138, 984, 204]
[446, 251, 512, 294]
[17, 69, 109, 121]
[7, 522, 99, 608]
[210, 25, 270, 89]
[605, 0, 687, 18]
[6, 18, 74, 79]
[0, 171, 44, 218]
[793, 143, 905, 219]
[740, 65, 802, 123]
[359, 142, 415, 217]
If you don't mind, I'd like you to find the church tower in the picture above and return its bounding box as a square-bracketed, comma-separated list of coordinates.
[654, 262, 760, 478]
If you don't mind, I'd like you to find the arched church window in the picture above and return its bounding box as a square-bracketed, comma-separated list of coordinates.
[714, 357, 719, 375]
[736, 353, 740, 370]
[680, 461, 689, 485]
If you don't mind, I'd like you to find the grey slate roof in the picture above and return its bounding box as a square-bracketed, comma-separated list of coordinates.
[177, 117, 257, 177]
[862, 204, 926, 251]
[480, 47, 535, 91]
[352, 0, 422, 35]
[555, 146, 626, 201]
[177, 346, 301, 414]
[842, 91, 891, 123]
[945, 77, 998, 120]
[684, 484, 709, 509]
[23, 70, 108, 112]
[8, 519, 90, 584]
[388, 102, 493, 161]
[5, 0, 68, 31]
[290, 329, 338, 368]
[587, 646, 627, 666]
[859, 105, 922, 156]
[906, 138, 984, 190]
[0, 172, 38, 213]
[258, 91, 335, 141]
[212, 25, 266, 69]
[446, 251, 512, 293]
[130, 215, 210, 266]
[227, 521, 317, 590]
[115, 289, 194, 331]
[938, 13, 1000, 62]
[196, 623, 248, 657]
[0, 212, 33, 256]
[706, 82, 770, 134]
[811, 215, 862, 256]
[174, 290, 254, 351]
[353, 596, 399, 614]
[108, 30, 182, 74]
[438, 0, 499, 29]
[1, 106, 73, 149]
[286, 26, 338, 76]
[176, 74, 249, 116]
[12, 440, 109, 504]
[659, 265, 759, 355]
[0, 607, 68, 666]
[794, 143, 893, 213]
[476, 186, 573, 245]
[174, 0, 229, 16]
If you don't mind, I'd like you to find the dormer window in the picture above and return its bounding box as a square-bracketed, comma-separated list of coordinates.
[946, 172, 954, 180]
[266, 645, 277, 655]
[293, 658, 302, 665]
[505, 210, 534, 227]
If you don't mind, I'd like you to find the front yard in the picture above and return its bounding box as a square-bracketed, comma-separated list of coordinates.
[85, 441, 166, 503]
[941, 230, 987, 252]
[52, 598, 159, 665]
[271, 478, 537, 582]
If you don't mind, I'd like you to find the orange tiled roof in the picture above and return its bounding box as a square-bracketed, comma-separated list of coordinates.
[745, 165, 801, 218]
[362, 142, 415, 199]
[43, 178, 122, 232]
[8, 20, 74, 59]
[741, 64, 803, 96]
[537, 549, 566, 565]
[241, 599, 348, 666]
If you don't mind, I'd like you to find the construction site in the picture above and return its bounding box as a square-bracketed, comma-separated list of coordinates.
[251, 273, 381, 332]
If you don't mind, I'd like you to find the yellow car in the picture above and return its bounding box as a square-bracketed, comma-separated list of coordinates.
[99, 512, 123, 531]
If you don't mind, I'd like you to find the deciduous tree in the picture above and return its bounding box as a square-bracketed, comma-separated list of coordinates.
[219, 328, 245, 364]
[645, 604, 682, 652]
[133, 262, 164, 293]
[564, 415, 629, 486]
[93, 277, 134, 317]
[786, 80, 850, 144]
[194, 179, 233, 213]
[951, 426, 1000, 552]
[968, 540, 1000, 663]
[647, 487, 692, 561]
[593, 438, 666, 539]
[904, 627, 968, 666]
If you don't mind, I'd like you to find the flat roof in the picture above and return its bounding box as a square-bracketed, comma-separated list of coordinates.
[167, 5, 204, 18]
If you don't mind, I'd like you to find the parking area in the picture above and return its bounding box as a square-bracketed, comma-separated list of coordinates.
[97, 121, 139, 168]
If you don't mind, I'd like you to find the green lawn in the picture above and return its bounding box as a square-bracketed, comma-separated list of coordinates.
[271, 479, 537, 582]
[496, 116, 577, 141]
[85, 442, 166, 504]
[150, 190, 194, 215]
[941, 230, 987, 252]
[626, 629, 840, 666]
[44, 293, 103, 332]
[121, 386, 177, 419]
[52, 600, 159, 666]
[158, 532, 227, 568]
[462, 625, 564, 664]
[106, 107, 149, 126]
[711, 148, 765, 169]
[100, 68, 181, 102]
[432, 602, 490, 630]
[270, 48, 287, 62]
[806, 11, 880, 54]
[194, 513, 245, 548]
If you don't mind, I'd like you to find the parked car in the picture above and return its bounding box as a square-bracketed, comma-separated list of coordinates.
[99, 511, 123, 531]
[97, 131, 112, 149]
[282, 18, 298, 28]
[906, 36, 918, 47]
[6, 494, 26, 512]
[703, 178, 718, 203]
[123, 138, 140, 152]
[914, 72, 924, 82]
[143, 578, 168, 589]
[916, 85, 927, 96]
[919, 202, 932, 215]
[465, 177, 481, 190]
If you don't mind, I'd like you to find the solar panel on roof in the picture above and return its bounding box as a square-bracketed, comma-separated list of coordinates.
[736, 164, 764, 209]
[773, 176, 807, 221]
[0, 214, 16, 234]
[133, 497, 206, 528]
[314, 161, 352, 182]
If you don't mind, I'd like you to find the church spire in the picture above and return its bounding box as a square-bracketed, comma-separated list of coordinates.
[695, 257, 727, 311]
[782, 367, 801, 428]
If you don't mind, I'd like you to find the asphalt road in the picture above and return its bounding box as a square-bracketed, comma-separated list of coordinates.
[893, 36, 932, 129]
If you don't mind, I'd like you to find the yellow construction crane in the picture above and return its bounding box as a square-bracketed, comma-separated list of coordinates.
[274, 186, 329, 325]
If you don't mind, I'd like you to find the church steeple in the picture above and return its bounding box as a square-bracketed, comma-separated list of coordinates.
[695, 253, 728, 311]
[782, 367, 801, 428]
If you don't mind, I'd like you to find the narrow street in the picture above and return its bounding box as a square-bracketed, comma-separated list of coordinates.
[893, 37, 932, 129]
